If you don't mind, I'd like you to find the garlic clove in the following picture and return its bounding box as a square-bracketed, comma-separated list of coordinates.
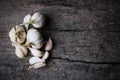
[28, 62, 46, 70]
[23, 14, 32, 30]
[28, 57, 46, 70]
[15, 45, 28, 58]
[31, 12, 45, 28]
[42, 51, 49, 60]
[15, 49, 25, 58]
[29, 57, 44, 65]
[32, 62, 46, 68]
[45, 38, 53, 51]
[17, 36, 26, 44]
[23, 14, 31, 24]
[31, 41, 43, 49]
[9, 27, 16, 37]
[29, 48, 43, 57]
[9, 27, 16, 43]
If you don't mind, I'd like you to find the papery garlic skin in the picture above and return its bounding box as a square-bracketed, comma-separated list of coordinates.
[29, 48, 43, 57]
[26, 29, 43, 49]
[45, 38, 53, 51]
[15, 45, 28, 58]
[31, 12, 45, 28]
[9, 25, 26, 44]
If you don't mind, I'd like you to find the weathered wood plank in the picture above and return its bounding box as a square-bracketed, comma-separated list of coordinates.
[0, 31, 120, 62]
[0, 0, 120, 80]
[0, 59, 120, 80]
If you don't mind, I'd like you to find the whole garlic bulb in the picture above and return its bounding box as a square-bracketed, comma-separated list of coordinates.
[31, 12, 45, 28]
[9, 25, 26, 44]
[23, 12, 45, 28]
[15, 45, 28, 58]
[26, 29, 43, 49]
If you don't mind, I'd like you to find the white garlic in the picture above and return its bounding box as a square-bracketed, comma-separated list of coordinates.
[26, 29, 43, 49]
[15, 45, 28, 58]
[29, 57, 44, 65]
[23, 14, 31, 24]
[29, 48, 43, 57]
[9, 25, 26, 44]
[45, 38, 53, 51]
[42, 51, 49, 60]
[23, 14, 32, 30]
[28, 57, 46, 70]
[31, 12, 45, 28]
[27, 29, 43, 42]
[28, 62, 46, 70]
[23, 12, 45, 29]
[31, 42, 43, 49]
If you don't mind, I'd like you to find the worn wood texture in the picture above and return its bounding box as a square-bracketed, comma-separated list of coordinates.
[0, 0, 120, 80]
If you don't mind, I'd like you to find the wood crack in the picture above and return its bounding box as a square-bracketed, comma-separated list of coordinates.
[51, 57, 120, 65]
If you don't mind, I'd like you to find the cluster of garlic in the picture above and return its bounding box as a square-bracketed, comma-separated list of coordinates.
[9, 12, 53, 69]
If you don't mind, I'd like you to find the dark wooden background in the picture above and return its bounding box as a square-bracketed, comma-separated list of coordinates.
[0, 0, 120, 80]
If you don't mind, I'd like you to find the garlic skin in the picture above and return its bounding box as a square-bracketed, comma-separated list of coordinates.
[42, 51, 49, 60]
[9, 25, 26, 44]
[15, 45, 28, 58]
[29, 48, 43, 57]
[31, 12, 45, 28]
[26, 29, 43, 49]
[45, 38, 53, 51]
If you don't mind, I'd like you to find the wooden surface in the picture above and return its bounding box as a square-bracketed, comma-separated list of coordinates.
[0, 0, 120, 80]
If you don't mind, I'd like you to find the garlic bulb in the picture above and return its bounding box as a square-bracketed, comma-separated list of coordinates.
[23, 12, 45, 29]
[26, 29, 43, 49]
[28, 57, 46, 70]
[9, 25, 26, 44]
[29, 48, 43, 57]
[15, 45, 28, 58]
[31, 12, 45, 28]
[45, 38, 53, 51]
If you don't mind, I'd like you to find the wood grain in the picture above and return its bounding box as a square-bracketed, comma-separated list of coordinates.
[0, 0, 120, 80]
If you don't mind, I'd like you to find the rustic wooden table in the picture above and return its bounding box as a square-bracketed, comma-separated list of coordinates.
[0, 0, 120, 80]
